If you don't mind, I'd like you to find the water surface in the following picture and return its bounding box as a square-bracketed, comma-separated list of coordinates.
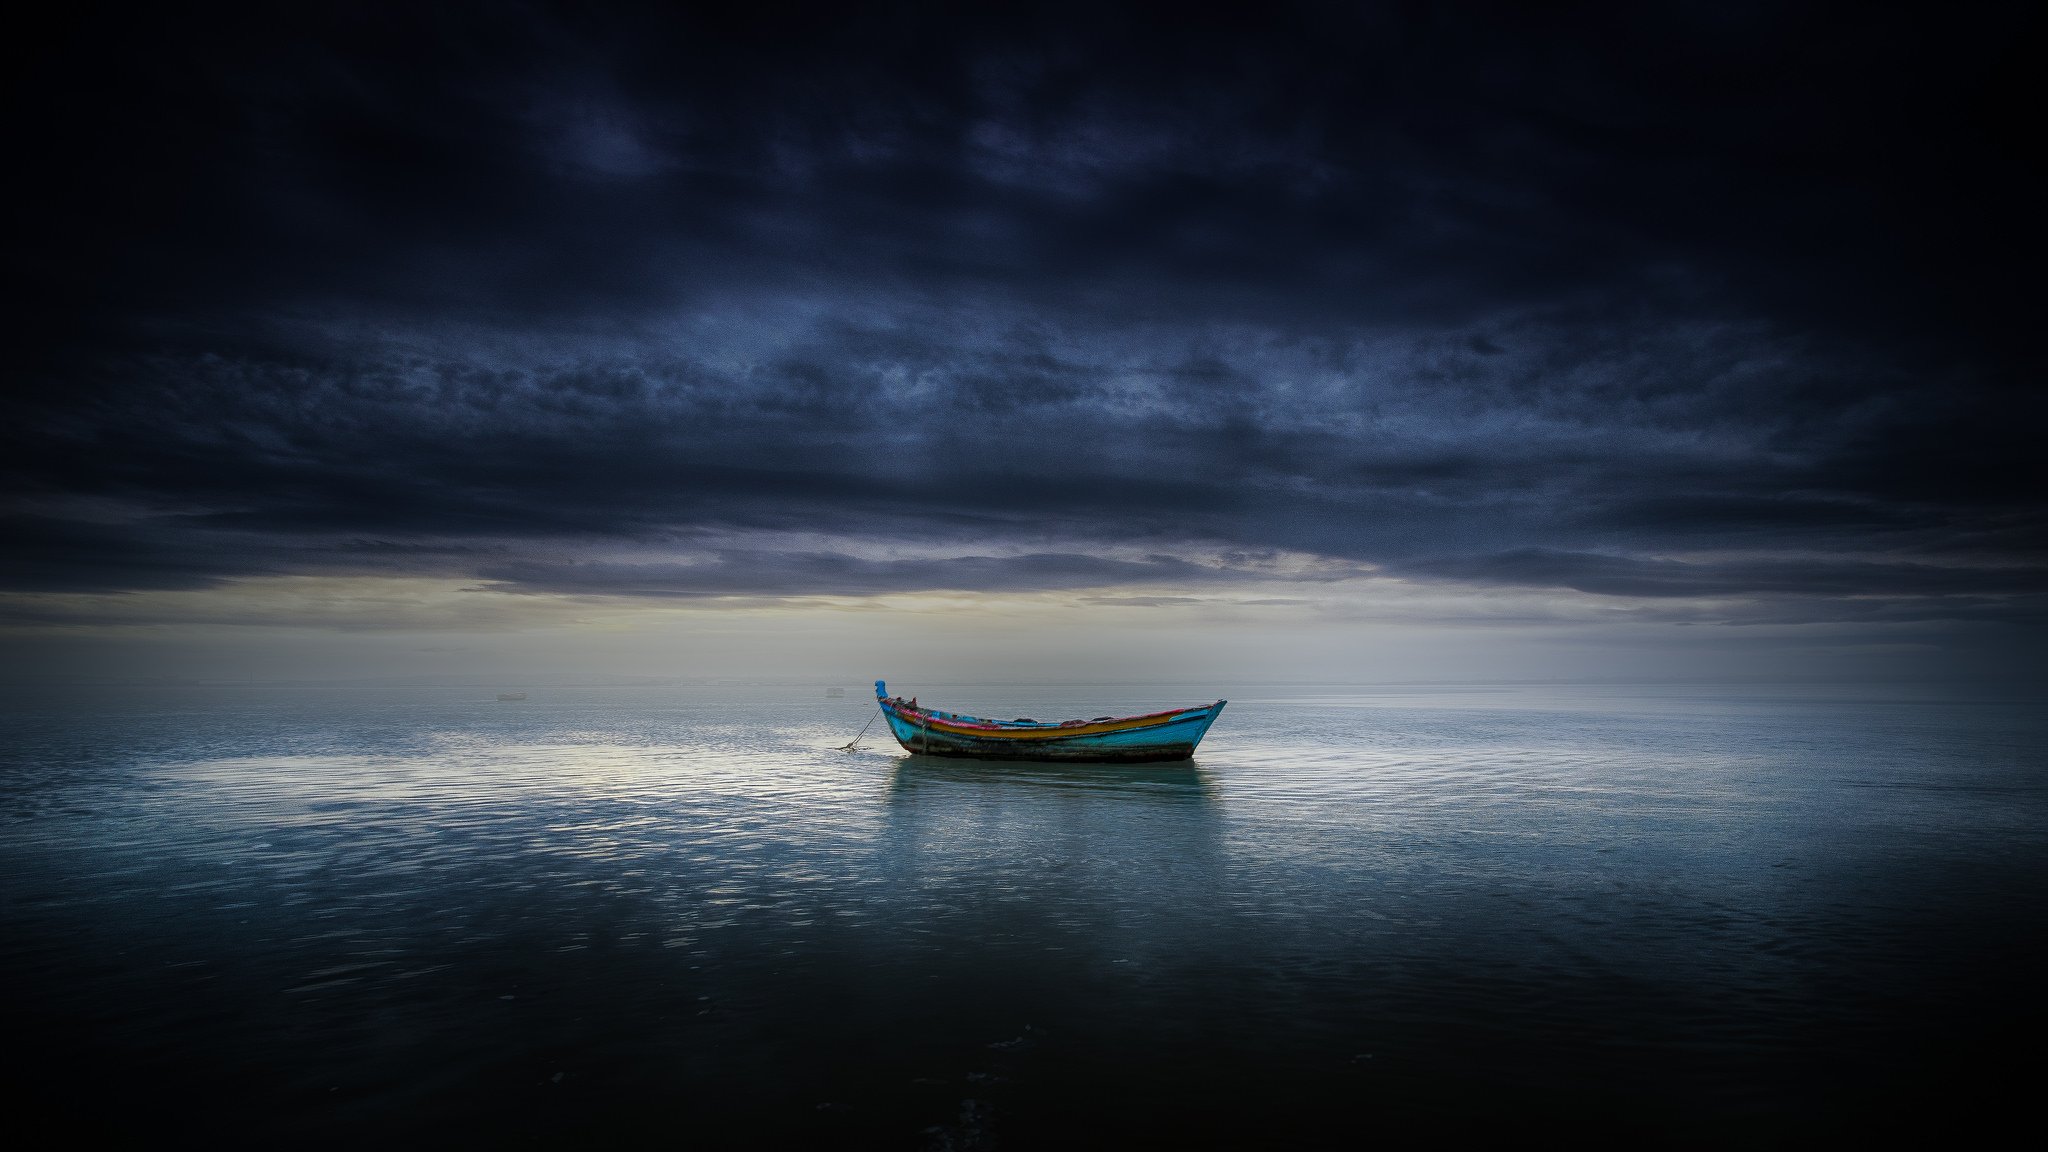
[3, 682, 2042, 1145]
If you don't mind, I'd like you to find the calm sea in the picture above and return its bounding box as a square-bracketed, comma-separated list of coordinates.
[2, 682, 2043, 1146]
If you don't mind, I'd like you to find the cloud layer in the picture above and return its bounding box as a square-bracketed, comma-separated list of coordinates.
[7, 2, 2044, 640]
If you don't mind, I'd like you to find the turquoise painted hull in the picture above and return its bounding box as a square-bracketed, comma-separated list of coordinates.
[873, 681, 1225, 763]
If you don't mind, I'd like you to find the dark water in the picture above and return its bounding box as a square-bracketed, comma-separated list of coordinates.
[3, 682, 2043, 1146]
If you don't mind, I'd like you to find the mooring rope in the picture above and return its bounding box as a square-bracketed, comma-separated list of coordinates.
[838, 708, 882, 752]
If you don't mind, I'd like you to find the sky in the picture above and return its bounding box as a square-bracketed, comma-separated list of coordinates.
[5, 1, 2043, 685]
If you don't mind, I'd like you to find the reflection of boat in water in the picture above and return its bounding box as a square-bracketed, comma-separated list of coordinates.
[873, 680, 1225, 763]
[496, 692, 527, 701]
[888, 755, 1214, 798]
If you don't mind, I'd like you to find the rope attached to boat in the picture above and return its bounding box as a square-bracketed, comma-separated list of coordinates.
[838, 708, 882, 752]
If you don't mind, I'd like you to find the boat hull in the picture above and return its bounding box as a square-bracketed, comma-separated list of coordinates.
[874, 685, 1225, 762]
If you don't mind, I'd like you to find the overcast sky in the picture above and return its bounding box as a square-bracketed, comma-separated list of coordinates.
[5, 2, 2042, 684]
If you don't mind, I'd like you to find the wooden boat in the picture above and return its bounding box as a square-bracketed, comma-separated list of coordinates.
[873, 680, 1225, 763]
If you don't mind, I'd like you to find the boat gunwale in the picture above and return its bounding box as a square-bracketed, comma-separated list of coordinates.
[875, 693, 1222, 742]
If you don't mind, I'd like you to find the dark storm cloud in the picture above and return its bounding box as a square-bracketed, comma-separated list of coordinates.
[0, 515, 267, 593]
[1398, 549, 2048, 600]
[6, 2, 2044, 622]
[473, 551, 1246, 598]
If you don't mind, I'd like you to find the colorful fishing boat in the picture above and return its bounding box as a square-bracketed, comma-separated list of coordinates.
[873, 681, 1226, 763]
